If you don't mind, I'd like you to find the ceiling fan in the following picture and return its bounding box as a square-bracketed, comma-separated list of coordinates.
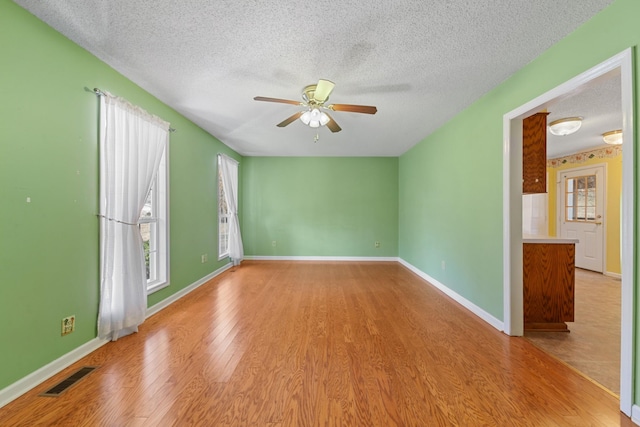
[253, 79, 377, 133]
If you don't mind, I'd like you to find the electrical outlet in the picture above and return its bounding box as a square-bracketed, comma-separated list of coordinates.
[201, 254, 208, 263]
[374, 241, 381, 248]
[441, 261, 446, 270]
[62, 315, 75, 336]
[272, 241, 277, 247]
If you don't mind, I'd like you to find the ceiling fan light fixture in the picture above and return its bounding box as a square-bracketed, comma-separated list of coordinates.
[548, 116, 583, 136]
[602, 129, 623, 145]
[300, 110, 312, 125]
[254, 79, 376, 134]
[300, 108, 329, 128]
[319, 111, 330, 126]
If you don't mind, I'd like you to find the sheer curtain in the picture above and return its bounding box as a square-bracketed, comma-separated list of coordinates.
[98, 92, 170, 341]
[219, 154, 244, 265]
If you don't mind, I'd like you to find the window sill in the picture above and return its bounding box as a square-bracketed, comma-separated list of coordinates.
[147, 280, 169, 295]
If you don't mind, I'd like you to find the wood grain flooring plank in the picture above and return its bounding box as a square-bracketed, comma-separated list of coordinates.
[0, 261, 634, 426]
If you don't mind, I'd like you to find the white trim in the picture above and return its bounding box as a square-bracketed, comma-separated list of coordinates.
[398, 259, 504, 331]
[502, 114, 523, 336]
[0, 337, 109, 409]
[244, 255, 400, 262]
[146, 145, 169, 295]
[217, 154, 230, 261]
[0, 262, 233, 409]
[619, 47, 635, 416]
[146, 262, 232, 318]
[604, 271, 622, 280]
[503, 48, 634, 416]
[631, 405, 640, 425]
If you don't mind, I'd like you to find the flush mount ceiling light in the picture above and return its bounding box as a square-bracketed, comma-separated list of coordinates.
[548, 117, 583, 136]
[602, 129, 623, 145]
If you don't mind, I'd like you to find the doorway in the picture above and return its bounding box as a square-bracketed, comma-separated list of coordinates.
[526, 139, 621, 394]
[502, 49, 634, 415]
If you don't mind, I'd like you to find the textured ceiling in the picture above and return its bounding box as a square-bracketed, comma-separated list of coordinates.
[546, 71, 622, 158]
[15, 0, 616, 157]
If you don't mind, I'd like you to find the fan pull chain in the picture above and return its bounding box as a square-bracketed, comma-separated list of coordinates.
[314, 133, 320, 143]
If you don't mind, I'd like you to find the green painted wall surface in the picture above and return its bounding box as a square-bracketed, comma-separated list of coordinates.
[0, 1, 239, 390]
[399, 106, 504, 318]
[399, 0, 639, 398]
[242, 157, 398, 257]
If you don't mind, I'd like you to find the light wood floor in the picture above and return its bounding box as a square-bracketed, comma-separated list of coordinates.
[0, 261, 633, 426]
[525, 268, 621, 394]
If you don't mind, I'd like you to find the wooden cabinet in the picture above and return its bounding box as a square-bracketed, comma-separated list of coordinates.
[522, 112, 548, 194]
[523, 242, 575, 331]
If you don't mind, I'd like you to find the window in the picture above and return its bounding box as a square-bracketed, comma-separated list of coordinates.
[565, 174, 597, 222]
[218, 155, 230, 259]
[138, 150, 168, 293]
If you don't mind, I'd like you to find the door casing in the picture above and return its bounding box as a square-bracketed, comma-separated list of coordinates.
[502, 49, 634, 415]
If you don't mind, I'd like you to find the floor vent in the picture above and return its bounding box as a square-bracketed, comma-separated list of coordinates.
[39, 366, 98, 397]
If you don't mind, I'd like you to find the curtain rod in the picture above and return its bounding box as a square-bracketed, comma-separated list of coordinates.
[93, 88, 176, 133]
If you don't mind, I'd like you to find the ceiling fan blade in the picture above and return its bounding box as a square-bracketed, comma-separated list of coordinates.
[254, 96, 303, 106]
[328, 104, 377, 114]
[325, 113, 341, 133]
[313, 79, 335, 103]
[276, 111, 304, 127]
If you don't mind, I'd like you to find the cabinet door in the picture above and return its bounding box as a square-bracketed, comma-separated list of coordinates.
[523, 112, 548, 194]
[523, 243, 575, 328]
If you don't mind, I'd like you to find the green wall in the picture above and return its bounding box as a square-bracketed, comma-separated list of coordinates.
[399, 106, 503, 317]
[0, 0, 240, 390]
[399, 0, 638, 398]
[242, 157, 398, 257]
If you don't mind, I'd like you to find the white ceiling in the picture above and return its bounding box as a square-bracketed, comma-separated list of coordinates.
[15, 0, 616, 157]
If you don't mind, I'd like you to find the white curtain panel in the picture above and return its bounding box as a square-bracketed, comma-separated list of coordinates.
[219, 155, 244, 265]
[98, 93, 169, 341]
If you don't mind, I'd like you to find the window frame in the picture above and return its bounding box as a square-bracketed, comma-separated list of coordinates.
[139, 149, 169, 294]
[564, 174, 598, 223]
[218, 154, 230, 260]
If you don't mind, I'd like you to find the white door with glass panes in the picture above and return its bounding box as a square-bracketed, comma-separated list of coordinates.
[558, 165, 605, 272]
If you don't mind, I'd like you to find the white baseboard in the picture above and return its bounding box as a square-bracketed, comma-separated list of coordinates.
[398, 258, 504, 332]
[146, 262, 232, 318]
[244, 255, 400, 262]
[0, 262, 233, 410]
[0, 337, 109, 409]
[631, 405, 640, 425]
[604, 271, 622, 280]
